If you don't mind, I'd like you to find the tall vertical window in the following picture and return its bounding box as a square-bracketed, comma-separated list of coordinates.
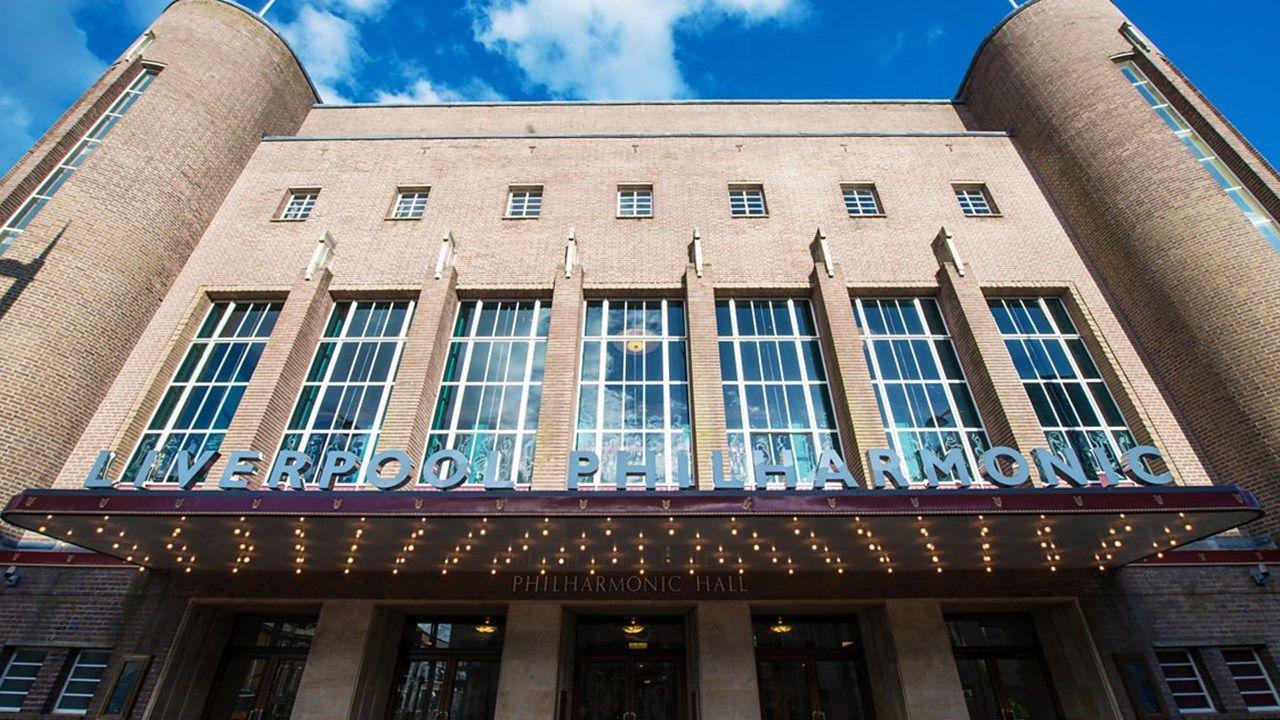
[425, 300, 550, 487]
[856, 298, 990, 484]
[505, 187, 543, 218]
[717, 299, 840, 487]
[0, 649, 45, 712]
[123, 301, 281, 484]
[1156, 649, 1215, 714]
[282, 300, 414, 481]
[279, 190, 318, 221]
[616, 185, 653, 217]
[841, 184, 883, 216]
[990, 297, 1136, 476]
[1120, 61, 1280, 250]
[954, 184, 997, 216]
[0, 69, 157, 255]
[575, 299, 691, 487]
[391, 188, 430, 219]
[729, 185, 768, 217]
[1222, 648, 1280, 711]
[53, 649, 111, 715]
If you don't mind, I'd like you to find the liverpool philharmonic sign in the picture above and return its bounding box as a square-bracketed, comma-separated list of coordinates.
[83, 443, 1174, 491]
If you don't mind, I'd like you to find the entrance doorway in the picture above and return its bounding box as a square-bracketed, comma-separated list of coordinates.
[385, 616, 505, 720]
[754, 616, 876, 720]
[947, 614, 1063, 720]
[203, 615, 316, 720]
[572, 616, 687, 720]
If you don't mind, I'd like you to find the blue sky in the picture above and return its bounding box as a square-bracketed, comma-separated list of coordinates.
[1, 0, 1276, 173]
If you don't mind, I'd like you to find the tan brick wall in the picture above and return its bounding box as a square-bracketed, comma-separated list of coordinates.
[0, 0, 314, 538]
[46, 123, 1211, 501]
[298, 101, 970, 138]
[962, 0, 1280, 532]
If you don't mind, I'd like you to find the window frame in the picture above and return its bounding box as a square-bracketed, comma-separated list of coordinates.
[388, 186, 430, 220]
[616, 184, 654, 218]
[1155, 648, 1216, 715]
[96, 654, 150, 720]
[504, 185, 544, 219]
[953, 183, 999, 217]
[0, 67, 158, 256]
[1114, 653, 1172, 720]
[423, 299, 551, 489]
[989, 296, 1137, 477]
[855, 296, 991, 485]
[122, 300, 282, 486]
[840, 183, 885, 217]
[52, 649, 112, 716]
[573, 298, 692, 489]
[277, 188, 320, 222]
[1118, 59, 1280, 250]
[280, 299, 416, 484]
[1221, 647, 1280, 712]
[728, 184, 769, 218]
[717, 297, 843, 488]
[0, 648, 46, 712]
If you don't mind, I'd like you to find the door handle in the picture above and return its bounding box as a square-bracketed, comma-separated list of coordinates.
[811, 712, 826, 720]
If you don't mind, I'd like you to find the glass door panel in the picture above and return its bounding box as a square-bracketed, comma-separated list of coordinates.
[758, 660, 812, 720]
[390, 660, 448, 720]
[813, 660, 873, 720]
[947, 615, 1062, 720]
[754, 617, 876, 720]
[991, 658, 1059, 720]
[574, 661, 628, 720]
[956, 658, 1002, 720]
[262, 659, 307, 720]
[205, 657, 269, 720]
[449, 660, 502, 720]
[632, 660, 679, 720]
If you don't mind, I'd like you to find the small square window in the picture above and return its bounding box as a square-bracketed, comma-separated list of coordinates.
[1222, 647, 1280, 711]
[506, 186, 543, 218]
[391, 188, 429, 219]
[0, 648, 46, 712]
[617, 185, 653, 217]
[729, 185, 767, 217]
[54, 649, 112, 715]
[280, 190, 319, 221]
[841, 184, 883, 216]
[1156, 648, 1215, 714]
[954, 184, 998, 216]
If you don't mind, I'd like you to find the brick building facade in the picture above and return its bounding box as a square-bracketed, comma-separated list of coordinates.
[0, 0, 1277, 719]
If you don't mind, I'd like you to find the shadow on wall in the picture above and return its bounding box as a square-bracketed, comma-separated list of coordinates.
[0, 222, 64, 322]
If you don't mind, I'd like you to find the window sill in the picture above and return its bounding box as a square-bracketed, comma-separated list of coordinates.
[615, 214, 654, 220]
[730, 214, 770, 219]
[384, 216, 423, 221]
[846, 214, 887, 219]
[502, 215, 541, 220]
[961, 213, 1003, 219]
[270, 217, 309, 223]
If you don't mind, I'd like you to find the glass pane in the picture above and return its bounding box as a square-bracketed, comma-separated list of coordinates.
[758, 660, 810, 720]
[813, 660, 872, 720]
[991, 657, 1061, 720]
[574, 661, 627, 720]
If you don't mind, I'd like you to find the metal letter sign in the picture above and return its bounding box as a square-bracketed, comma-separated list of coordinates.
[84, 444, 1172, 491]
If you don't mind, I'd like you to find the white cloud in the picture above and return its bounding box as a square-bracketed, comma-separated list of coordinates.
[473, 0, 801, 100]
[925, 24, 945, 45]
[278, 5, 364, 103]
[374, 76, 505, 103]
[0, 0, 106, 173]
[312, 0, 395, 17]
